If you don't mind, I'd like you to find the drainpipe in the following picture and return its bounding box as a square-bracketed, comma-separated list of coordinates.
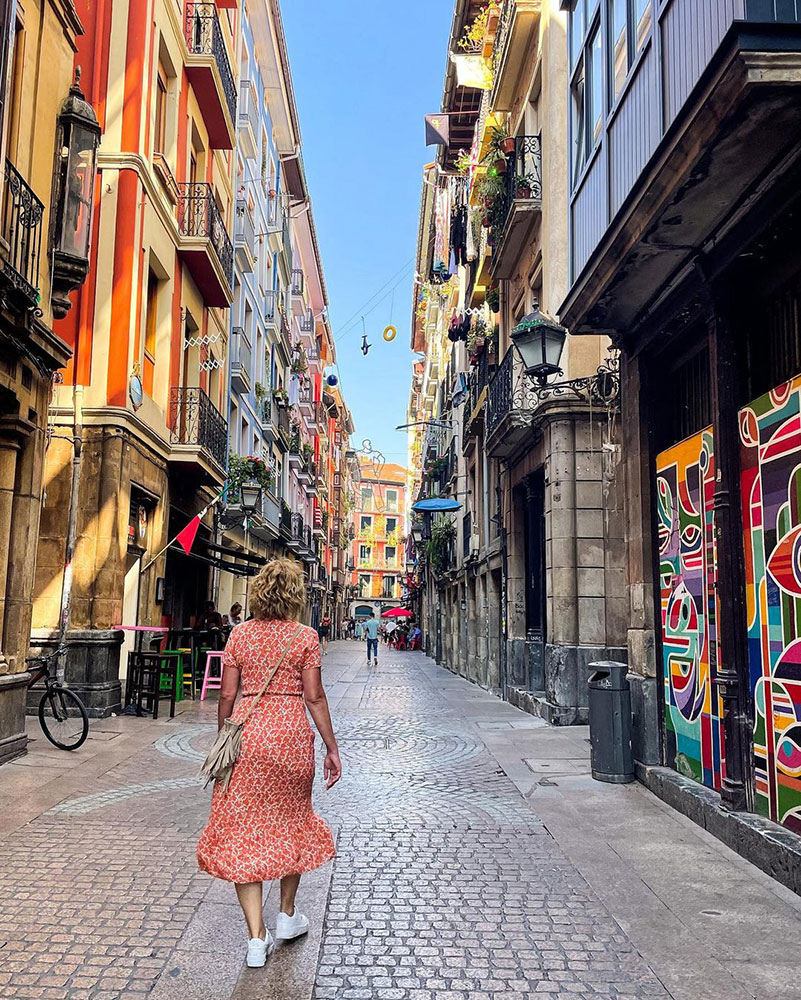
[57, 383, 83, 683]
[496, 465, 508, 701]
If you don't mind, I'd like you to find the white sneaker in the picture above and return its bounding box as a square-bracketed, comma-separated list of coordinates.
[276, 910, 310, 941]
[246, 931, 274, 968]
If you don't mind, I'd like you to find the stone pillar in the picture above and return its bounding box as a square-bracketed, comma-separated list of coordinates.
[0, 415, 35, 764]
[622, 355, 660, 766]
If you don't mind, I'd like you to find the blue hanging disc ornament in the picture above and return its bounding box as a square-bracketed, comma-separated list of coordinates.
[326, 373, 339, 387]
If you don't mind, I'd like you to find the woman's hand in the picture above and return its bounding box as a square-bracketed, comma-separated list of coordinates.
[323, 748, 342, 789]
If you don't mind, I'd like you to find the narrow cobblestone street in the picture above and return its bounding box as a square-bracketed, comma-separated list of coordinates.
[2, 642, 801, 1000]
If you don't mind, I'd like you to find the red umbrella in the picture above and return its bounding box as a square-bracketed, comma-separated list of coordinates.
[381, 607, 413, 618]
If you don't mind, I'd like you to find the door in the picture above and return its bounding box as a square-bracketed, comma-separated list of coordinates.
[522, 469, 546, 691]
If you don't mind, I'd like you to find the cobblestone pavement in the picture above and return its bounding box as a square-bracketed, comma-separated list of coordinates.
[2, 642, 801, 1000]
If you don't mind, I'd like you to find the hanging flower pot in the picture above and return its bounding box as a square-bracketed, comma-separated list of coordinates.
[516, 183, 532, 199]
[481, 214, 492, 228]
[501, 137, 516, 155]
[494, 158, 507, 174]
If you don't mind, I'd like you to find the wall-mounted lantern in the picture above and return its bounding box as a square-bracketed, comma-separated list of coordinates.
[50, 70, 101, 319]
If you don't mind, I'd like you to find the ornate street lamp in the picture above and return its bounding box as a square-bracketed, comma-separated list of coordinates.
[511, 300, 620, 406]
[51, 70, 101, 319]
[510, 301, 568, 386]
[239, 481, 262, 513]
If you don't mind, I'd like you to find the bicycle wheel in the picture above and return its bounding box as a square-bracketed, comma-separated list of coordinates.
[39, 686, 89, 751]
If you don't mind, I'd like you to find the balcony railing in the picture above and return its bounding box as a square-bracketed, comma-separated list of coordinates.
[487, 346, 538, 440]
[230, 327, 251, 391]
[169, 386, 228, 469]
[291, 268, 304, 295]
[235, 200, 255, 258]
[280, 500, 293, 539]
[264, 288, 276, 321]
[184, 3, 237, 123]
[238, 79, 259, 145]
[177, 183, 233, 280]
[2, 159, 43, 305]
[492, 134, 542, 245]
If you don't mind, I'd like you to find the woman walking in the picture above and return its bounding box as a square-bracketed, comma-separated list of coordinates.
[197, 558, 341, 968]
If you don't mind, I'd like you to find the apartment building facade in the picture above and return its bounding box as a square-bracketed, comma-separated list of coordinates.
[559, 0, 801, 838]
[349, 459, 407, 620]
[0, 0, 100, 761]
[409, 0, 625, 722]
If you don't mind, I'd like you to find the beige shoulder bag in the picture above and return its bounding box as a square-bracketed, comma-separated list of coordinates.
[200, 622, 303, 793]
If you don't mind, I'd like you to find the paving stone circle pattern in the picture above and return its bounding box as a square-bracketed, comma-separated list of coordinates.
[0, 645, 672, 999]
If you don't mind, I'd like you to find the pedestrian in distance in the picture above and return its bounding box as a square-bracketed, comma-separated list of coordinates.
[197, 557, 342, 969]
[318, 613, 331, 655]
[355, 619, 364, 641]
[364, 611, 379, 665]
[229, 602, 243, 626]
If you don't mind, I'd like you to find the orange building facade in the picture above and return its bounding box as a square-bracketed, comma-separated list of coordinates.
[31, 0, 243, 714]
[349, 459, 407, 620]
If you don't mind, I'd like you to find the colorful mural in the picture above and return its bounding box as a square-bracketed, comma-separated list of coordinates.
[656, 429, 726, 790]
[740, 377, 801, 832]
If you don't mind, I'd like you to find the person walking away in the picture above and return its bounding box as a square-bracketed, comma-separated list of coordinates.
[197, 558, 341, 968]
[318, 614, 331, 655]
[355, 619, 364, 641]
[364, 612, 379, 665]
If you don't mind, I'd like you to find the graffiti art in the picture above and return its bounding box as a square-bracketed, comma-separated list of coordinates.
[740, 377, 801, 832]
[656, 429, 726, 790]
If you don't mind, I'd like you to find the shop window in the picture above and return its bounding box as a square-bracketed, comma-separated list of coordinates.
[653, 341, 711, 453]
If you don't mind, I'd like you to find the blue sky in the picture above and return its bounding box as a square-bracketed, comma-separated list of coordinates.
[282, 0, 452, 467]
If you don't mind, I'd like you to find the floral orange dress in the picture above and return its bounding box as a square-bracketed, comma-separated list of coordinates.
[197, 619, 336, 883]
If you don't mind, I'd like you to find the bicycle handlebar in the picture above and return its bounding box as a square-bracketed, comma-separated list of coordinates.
[25, 646, 67, 666]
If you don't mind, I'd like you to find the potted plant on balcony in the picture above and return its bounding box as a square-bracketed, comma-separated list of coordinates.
[228, 452, 274, 502]
[290, 351, 307, 376]
[486, 285, 500, 314]
[467, 317, 489, 361]
[273, 387, 289, 407]
[484, 125, 513, 167]
[514, 172, 537, 199]
[458, 3, 499, 51]
[426, 517, 457, 576]
[302, 442, 314, 464]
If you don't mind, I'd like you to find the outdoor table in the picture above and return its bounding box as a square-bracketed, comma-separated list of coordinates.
[114, 626, 169, 712]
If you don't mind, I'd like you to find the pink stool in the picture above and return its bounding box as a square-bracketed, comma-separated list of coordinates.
[200, 651, 225, 701]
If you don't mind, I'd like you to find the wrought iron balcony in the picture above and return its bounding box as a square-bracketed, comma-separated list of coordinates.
[486, 346, 546, 458]
[463, 343, 495, 448]
[168, 386, 228, 472]
[491, 134, 542, 280]
[184, 3, 237, 148]
[177, 183, 233, 305]
[2, 159, 44, 307]
[291, 268, 304, 295]
[264, 288, 276, 322]
[280, 500, 293, 539]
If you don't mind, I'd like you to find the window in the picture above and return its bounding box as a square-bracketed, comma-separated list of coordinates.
[570, 0, 585, 68]
[634, 0, 652, 50]
[609, 0, 627, 101]
[386, 489, 398, 512]
[386, 546, 397, 567]
[588, 26, 602, 146]
[143, 269, 159, 396]
[361, 487, 373, 511]
[607, 0, 652, 104]
[360, 515, 372, 533]
[154, 65, 167, 154]
[359, 544, 371, 563]
[386, 517, 397, 537]
[382, 576, 395, 599]
[358, 575, 370, 598]
[571, 61, 586, 177]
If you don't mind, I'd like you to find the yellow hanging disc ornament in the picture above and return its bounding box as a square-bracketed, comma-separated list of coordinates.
[383, 325, 397, 342]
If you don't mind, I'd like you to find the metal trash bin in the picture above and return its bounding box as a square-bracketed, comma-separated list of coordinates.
[588, 661, 635, 784]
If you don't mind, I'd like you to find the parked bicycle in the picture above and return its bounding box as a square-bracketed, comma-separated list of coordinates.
[25, 646, 89, 751]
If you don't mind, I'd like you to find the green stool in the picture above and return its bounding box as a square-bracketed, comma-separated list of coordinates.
[160, 649, 192, 700]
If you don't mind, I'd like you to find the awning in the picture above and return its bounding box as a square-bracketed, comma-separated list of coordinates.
[412, 497, 463, 513]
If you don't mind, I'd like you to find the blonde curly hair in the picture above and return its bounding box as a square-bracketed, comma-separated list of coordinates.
[249, 557, 306, 621]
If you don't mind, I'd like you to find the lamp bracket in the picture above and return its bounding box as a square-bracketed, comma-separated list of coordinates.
[529, 354, 620, 408]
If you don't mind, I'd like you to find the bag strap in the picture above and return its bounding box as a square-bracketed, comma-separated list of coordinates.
[239, 622, 303, 725]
